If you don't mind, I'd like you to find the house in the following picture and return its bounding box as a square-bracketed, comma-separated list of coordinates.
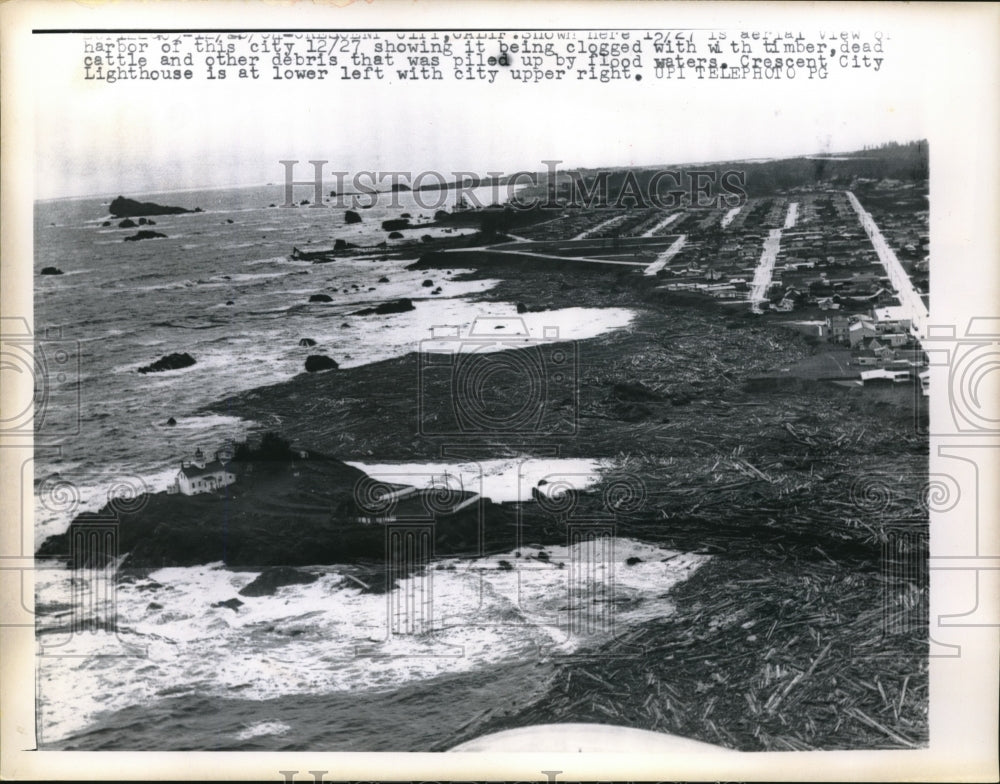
[817, 297, 841, 311]
[782, 320, 828, 338]
[774, 298, 795, 312]
[873, 305, 912, 331]
[854, 349, 879, 366]
[883, 331, 910, 347]
[864, 337, 891, 356]
[869, 288, 896, 305]
[848, 319, 877, 347]
[852, 338, 903, 366]
[706, 284, 739, 299]
[860, 368, 912, 385]
[828, 315, 850, 343]
[170, 448, 236, 496]
[894, 348, 927, 366]
[883, 358, 915, 372]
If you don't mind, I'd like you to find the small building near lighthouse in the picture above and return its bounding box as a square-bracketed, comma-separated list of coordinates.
[170, 448, 236, 496]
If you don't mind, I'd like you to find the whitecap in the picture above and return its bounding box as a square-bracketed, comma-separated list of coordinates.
[235, 721, 291, 740]
[35, 540, 707, 743]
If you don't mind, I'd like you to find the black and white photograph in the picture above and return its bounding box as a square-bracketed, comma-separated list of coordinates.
[1, 1, 997, 780]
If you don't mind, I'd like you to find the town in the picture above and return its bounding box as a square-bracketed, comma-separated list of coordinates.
[416, 161, 930, 399]
[43, 144, 930, 754]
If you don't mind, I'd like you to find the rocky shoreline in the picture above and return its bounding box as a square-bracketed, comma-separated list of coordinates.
[109, 195, 201, 217]
[39, 256, 925, 572]
[35, 244, 928, 750]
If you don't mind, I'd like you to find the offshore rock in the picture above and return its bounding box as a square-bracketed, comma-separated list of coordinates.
[138, 352, 195, 374]
[351, 298, 415, 316]
[238, 567, 318, 597]
[304, 355, 338, 372]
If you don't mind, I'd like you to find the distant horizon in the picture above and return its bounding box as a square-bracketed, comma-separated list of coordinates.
[36, 137, 927, 202]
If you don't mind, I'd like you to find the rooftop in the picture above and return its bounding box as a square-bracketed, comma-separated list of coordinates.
[180, 459, 232, 479]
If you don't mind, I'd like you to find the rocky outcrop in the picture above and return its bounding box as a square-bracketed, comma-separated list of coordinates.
[291, 247, 337, 262]
[138, 352, 196, 374]
[377, 276, 390, 283]
[381, 218, 410, 231]
[212, 597, 244, 611]
[421, 279, 434, 288]
[298, 338, 317, 347]
[345, 210, 362, 224]
[308, 294, 333, 303]
[40, 267, 64, 275]
[337, 568, 396, 594]
[119, 218, 138, 229]
[109, 195, 195, 218]
[238, 567, 318, 597]
[124, 230, 167, 242]
[304, 355, 338, 372]
[35, 451, 369, 569]
[351, 298, 415, 316]
[166, 417, 177, 426]
[387, 231, 403, 240]
[35, 449, 526, 570]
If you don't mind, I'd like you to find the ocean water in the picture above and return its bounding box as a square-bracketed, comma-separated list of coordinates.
[30, 183, 689, 749]
[35, 541, 707, 749]
[32, 185, 636, 546]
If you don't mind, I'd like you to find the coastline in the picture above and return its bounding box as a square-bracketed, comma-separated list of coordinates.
[34, 205, 929, 752]
[38, 252, 927, 579]
[203, 260, 925, 560]
[198, 255, 927, 750]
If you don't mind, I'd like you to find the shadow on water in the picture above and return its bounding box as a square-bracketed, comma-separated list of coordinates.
[52, 657, 557, 751]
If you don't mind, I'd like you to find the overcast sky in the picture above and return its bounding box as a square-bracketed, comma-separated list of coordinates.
[32, 21, 928, 199]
